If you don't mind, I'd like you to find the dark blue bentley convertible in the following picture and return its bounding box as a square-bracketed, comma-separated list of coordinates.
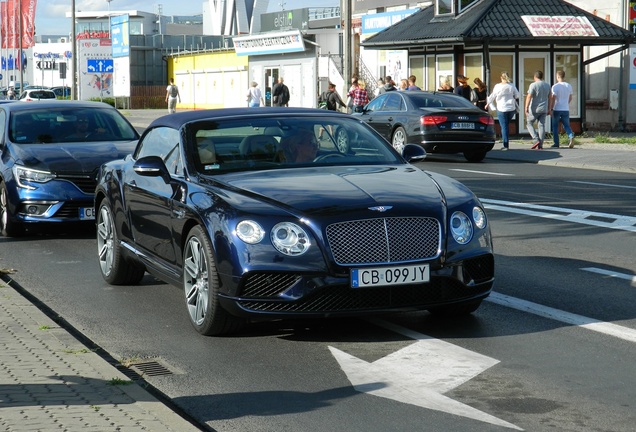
[95, 108, 494, 335]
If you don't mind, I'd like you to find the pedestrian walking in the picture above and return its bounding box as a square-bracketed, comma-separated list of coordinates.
[406, 75, 421, 91]
[471, 78, 488, 110]
[165, 78, 181, 114]
[524, 70, 551, 150]
[346, 77, 359, 112]
[377, 76, 397, 94]
[271, 77, 290, 107]
[374, 78, 385, 98]
[348, 79, 369, 113]
[318, 82, 347, 139]
[246, 81, 265, 107]
[454, 75, 472, 100]
[486, 71, 520, 151]
[549, 70, 575, 148]
[7, 86, 16, 100]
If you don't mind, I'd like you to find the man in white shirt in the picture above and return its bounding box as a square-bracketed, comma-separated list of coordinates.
[548, 70, 575, 148]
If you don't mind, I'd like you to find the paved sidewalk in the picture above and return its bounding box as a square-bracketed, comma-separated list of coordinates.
[484, 139, 636, 173]
[0, 279, 201, 432]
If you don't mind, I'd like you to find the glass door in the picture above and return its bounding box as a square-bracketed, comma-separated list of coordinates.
[264, 68, 279, 107]
[519, 53, 550, 134]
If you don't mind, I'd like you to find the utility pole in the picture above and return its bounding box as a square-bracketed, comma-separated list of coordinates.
[71, 0, 77, 100]
[342, 0, 351, 92]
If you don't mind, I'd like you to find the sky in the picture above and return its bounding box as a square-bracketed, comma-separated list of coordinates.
[34, 0, 339, 37]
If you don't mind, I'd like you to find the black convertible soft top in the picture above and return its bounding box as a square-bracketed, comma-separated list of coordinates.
[147, 107, 349, 129]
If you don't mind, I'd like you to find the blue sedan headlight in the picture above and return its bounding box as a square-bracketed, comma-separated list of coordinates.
[271, 222, 311, 256]
[450, 211, 473, 244]
[472, 206, 487, 229]
[236, 220, 265, 244]
[13, 165, 55, 190]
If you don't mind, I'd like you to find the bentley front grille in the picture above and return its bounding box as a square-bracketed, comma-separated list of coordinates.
[326, 217, 440, 265]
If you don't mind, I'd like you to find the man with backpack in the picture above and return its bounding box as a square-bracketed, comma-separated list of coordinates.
[318, 83, 347, 139]
[165, 78, 181, 113]
[271, 77, 290, 107]
[319, 83, 346, 111]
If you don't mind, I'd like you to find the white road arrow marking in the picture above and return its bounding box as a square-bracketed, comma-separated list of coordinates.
[329, 319, 523, 430]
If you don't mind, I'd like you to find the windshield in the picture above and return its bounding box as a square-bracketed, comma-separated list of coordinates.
[9, 108, 139, 144]
[188, 115, 403, 173]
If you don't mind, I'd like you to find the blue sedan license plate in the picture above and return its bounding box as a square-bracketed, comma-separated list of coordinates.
[351, 264, 430, 288]
[452, 122, 475, 129]
[79, 207, 95, 220]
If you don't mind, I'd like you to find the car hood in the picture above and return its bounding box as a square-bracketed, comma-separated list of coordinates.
[10, 141, 138, 173]
[214, 165, 447, 216]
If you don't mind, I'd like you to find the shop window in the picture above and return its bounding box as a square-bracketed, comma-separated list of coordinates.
[555, 53, 579, 117]
[426, 56, 436, 91]
[464, 53, 483, 89]
[489, 54, 514, 91]
[436, 54, 453, 91]
[410, 56, 424, 90]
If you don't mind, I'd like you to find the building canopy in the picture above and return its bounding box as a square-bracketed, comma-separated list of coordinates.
[361, 0, 636, 49]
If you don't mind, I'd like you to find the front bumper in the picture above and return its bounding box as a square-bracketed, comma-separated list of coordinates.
[220, 253, 494, 318]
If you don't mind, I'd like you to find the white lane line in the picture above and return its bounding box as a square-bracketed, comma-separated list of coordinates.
[569, 180, 636, 190]
[450, 169, 515, 176]
[480, 198, 636, 232]
[581, 267, 636, 284]
[486, 292, 636, 344]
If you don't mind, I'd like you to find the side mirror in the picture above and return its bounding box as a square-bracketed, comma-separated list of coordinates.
[402, 144, 426, 162]
[133, 155, 171, 183]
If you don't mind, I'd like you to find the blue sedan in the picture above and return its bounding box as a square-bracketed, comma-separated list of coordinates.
[0, 101, 139, 236]
[96, 108, 494, 335]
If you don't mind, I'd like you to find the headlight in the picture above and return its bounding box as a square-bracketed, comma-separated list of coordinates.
[271, 222, 310, 256]
[13, 165, 55, 190]
[236, 220, 265, 244]
[450, 211, 473, 244]
[472, 206, 487, 229]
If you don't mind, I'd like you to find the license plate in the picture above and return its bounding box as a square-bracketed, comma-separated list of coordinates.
[451, 122, 475, 129]
[79, 207, 95, 220]
[351, 264, 430, 288]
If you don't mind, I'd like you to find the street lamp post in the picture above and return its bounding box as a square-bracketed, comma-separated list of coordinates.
[342, 0, 352, 92]
[71, 0, 77, 100]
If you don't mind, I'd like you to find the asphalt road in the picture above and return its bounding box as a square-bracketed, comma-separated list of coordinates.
[1, 153, 635, 431]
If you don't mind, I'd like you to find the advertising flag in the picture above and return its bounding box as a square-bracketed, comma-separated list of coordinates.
[1, 0, 38, 48]
[21, 0, 37, 47]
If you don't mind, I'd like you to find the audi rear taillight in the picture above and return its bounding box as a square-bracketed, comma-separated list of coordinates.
[421, 115, 448, 126]
[479, 116, 495, 125]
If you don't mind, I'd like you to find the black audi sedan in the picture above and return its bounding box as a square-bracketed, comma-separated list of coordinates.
[96, 108, 494, 335]
[356, 91, 496, 162]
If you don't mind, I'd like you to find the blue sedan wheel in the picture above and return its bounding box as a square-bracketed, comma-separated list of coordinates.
[96, 201, 145, 285]
[183, 226, 244, 335]
[0, 182, 24, 237]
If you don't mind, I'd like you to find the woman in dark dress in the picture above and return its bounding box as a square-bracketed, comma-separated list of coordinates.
[472, 77, 488, 111]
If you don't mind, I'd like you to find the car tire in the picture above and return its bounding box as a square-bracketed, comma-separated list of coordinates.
[428, 299, 483, 317]
[183, 225, 244, 336]
[391, 127, 406, 153]
[334, 126, 350, 153]
[0, 182, 24, 237]
[96, 201, 145, 285]
[463, 150, 487, 162]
